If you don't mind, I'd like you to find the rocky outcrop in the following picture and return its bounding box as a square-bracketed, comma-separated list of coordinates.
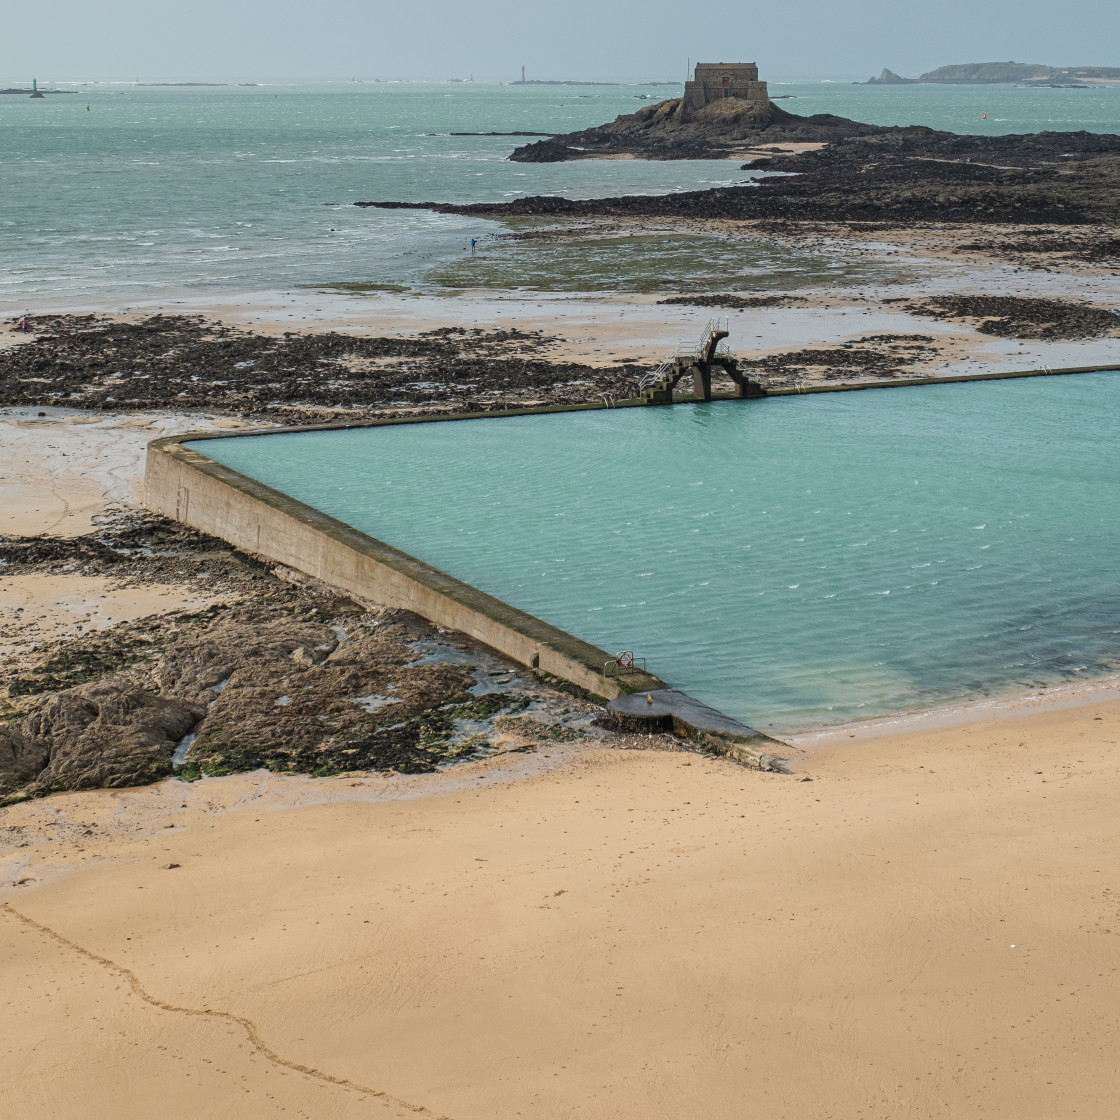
[149, 605, 341, 705]
[509, 99, 890, 162]
[0, 594, 510, 800]
[0, 725, 50, 794]
[376, 128, 1120, 228]
[0, 513, 598, 801]
[513, 138, 586, 163]
[864, 69, 916, 84]
[145, 604, 510, 778]
[490, 94, 1120, 233]
[1, 682, 200, 797]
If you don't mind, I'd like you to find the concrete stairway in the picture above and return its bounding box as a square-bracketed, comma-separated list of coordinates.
[639, 318, 732, 404]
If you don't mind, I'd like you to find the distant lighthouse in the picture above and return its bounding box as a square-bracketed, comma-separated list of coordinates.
[30, 78, 45, 98]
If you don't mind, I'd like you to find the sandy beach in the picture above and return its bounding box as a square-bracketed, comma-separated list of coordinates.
[3, 695, 1119, 1119]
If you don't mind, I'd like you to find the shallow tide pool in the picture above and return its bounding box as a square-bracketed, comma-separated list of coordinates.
[191, 373, 1120, 733]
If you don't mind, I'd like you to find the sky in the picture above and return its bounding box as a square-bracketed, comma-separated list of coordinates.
[4, 0, 1118, 82]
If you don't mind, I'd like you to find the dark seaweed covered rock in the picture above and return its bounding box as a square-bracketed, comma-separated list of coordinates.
[1, 681, 201, 799]
[908, 295, 1120, 339]
[0, 316, 642, 419]
[368, 123, 1120, 229]
[512, 139, 580, 163]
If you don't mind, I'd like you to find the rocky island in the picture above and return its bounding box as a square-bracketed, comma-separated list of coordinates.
[505, 62, 888, 162]
[355, 60, 1120, 241]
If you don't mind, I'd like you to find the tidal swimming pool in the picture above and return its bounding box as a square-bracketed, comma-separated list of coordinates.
[191, 373, 1120, 734]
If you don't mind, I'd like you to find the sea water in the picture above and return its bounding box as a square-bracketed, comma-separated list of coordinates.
[2, 79, 1119, 305]
[192, 373, 1120, 734]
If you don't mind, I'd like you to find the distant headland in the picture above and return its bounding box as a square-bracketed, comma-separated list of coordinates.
[864, 62, 1120, 86]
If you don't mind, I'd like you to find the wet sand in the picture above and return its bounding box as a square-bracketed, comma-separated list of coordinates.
[10, 217, 1120, 376]
[0, 411, 253, 663]
[0, 571, 218, 662]
[0, 410, 251, 538]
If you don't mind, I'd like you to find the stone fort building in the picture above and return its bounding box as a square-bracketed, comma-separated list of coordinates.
[681, 63, 769, 120]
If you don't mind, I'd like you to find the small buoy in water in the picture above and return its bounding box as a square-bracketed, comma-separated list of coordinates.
[646, 694, 653, 705]
[982, 113, 987, 119]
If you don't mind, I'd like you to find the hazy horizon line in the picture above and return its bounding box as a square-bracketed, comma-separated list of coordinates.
[8, 71, 1085, 86]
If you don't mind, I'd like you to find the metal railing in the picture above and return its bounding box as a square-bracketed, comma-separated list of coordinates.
[639, 317, 731, 395]
[698, 316, 729, 357]
[638, 348, 680, 393]
[603, 651, 648, 678]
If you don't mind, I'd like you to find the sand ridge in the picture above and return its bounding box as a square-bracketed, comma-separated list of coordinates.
[2, 901, 451, 1119]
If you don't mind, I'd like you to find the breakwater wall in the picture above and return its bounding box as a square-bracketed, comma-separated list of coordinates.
[762, 361, 1120, 398]
[144, 430, 665, 703]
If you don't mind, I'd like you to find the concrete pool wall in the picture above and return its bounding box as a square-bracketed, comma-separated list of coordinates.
[144, 359, 1120, 760]
[144, 413, 667, 704]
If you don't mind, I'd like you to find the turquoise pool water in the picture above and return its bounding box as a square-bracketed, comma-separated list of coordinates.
[192, 374, 1120, 733]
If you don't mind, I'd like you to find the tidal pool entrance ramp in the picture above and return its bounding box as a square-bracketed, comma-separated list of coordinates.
[606, 690, 790, 772]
